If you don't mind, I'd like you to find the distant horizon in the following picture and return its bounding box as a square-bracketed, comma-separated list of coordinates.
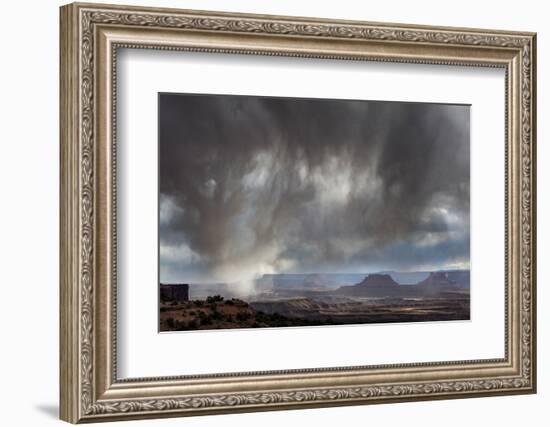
[160, 260, 471, 285]
[161, 267, 471, 286]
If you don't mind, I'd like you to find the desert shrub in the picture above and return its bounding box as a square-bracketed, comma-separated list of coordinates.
[193, 300, 204, 307]
[210, 310, 223, 321]
[254, 311, 267, 322]
[224, 299, 235, 305]
[236, 311, 251, 322]
[206, 295, 224, 304]
[166, 317, 175, 328]
[187, 319, 199, 329]
[260, 312, 288, 327]
[224, 314, 234, 322]
[176, 320, 187, 330]
[198, 311, 212, 325]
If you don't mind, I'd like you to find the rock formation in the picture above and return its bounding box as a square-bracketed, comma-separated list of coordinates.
[337, 274, 401, 297]
[417, 272, 457, 295]
[160, 283, 189, 302]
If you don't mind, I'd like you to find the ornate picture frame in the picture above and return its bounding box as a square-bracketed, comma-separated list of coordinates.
[60, 2, 536, 423]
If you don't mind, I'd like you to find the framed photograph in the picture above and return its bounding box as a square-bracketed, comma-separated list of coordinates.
[60, 2, 537, 423]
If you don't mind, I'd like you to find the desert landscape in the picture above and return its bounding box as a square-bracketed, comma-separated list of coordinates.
[159, 270, 470, 331]
[159, 93, 471, 333]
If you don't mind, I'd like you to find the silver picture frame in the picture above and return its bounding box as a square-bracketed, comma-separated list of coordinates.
[60, 2, 537, 422]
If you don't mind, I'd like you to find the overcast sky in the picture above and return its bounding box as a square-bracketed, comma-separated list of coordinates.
[159, 93, 470, 289]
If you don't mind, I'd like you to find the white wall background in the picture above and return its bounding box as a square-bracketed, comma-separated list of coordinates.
[0, 0, 545, 426]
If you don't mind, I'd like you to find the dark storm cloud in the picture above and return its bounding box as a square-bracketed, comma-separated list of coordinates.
[158, 93, 469, 286]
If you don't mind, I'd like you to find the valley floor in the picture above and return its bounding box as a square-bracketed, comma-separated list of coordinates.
[159, 294, 470, 332]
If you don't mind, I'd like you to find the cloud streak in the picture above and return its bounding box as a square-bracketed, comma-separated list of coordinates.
[159, 93, 470, 290]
